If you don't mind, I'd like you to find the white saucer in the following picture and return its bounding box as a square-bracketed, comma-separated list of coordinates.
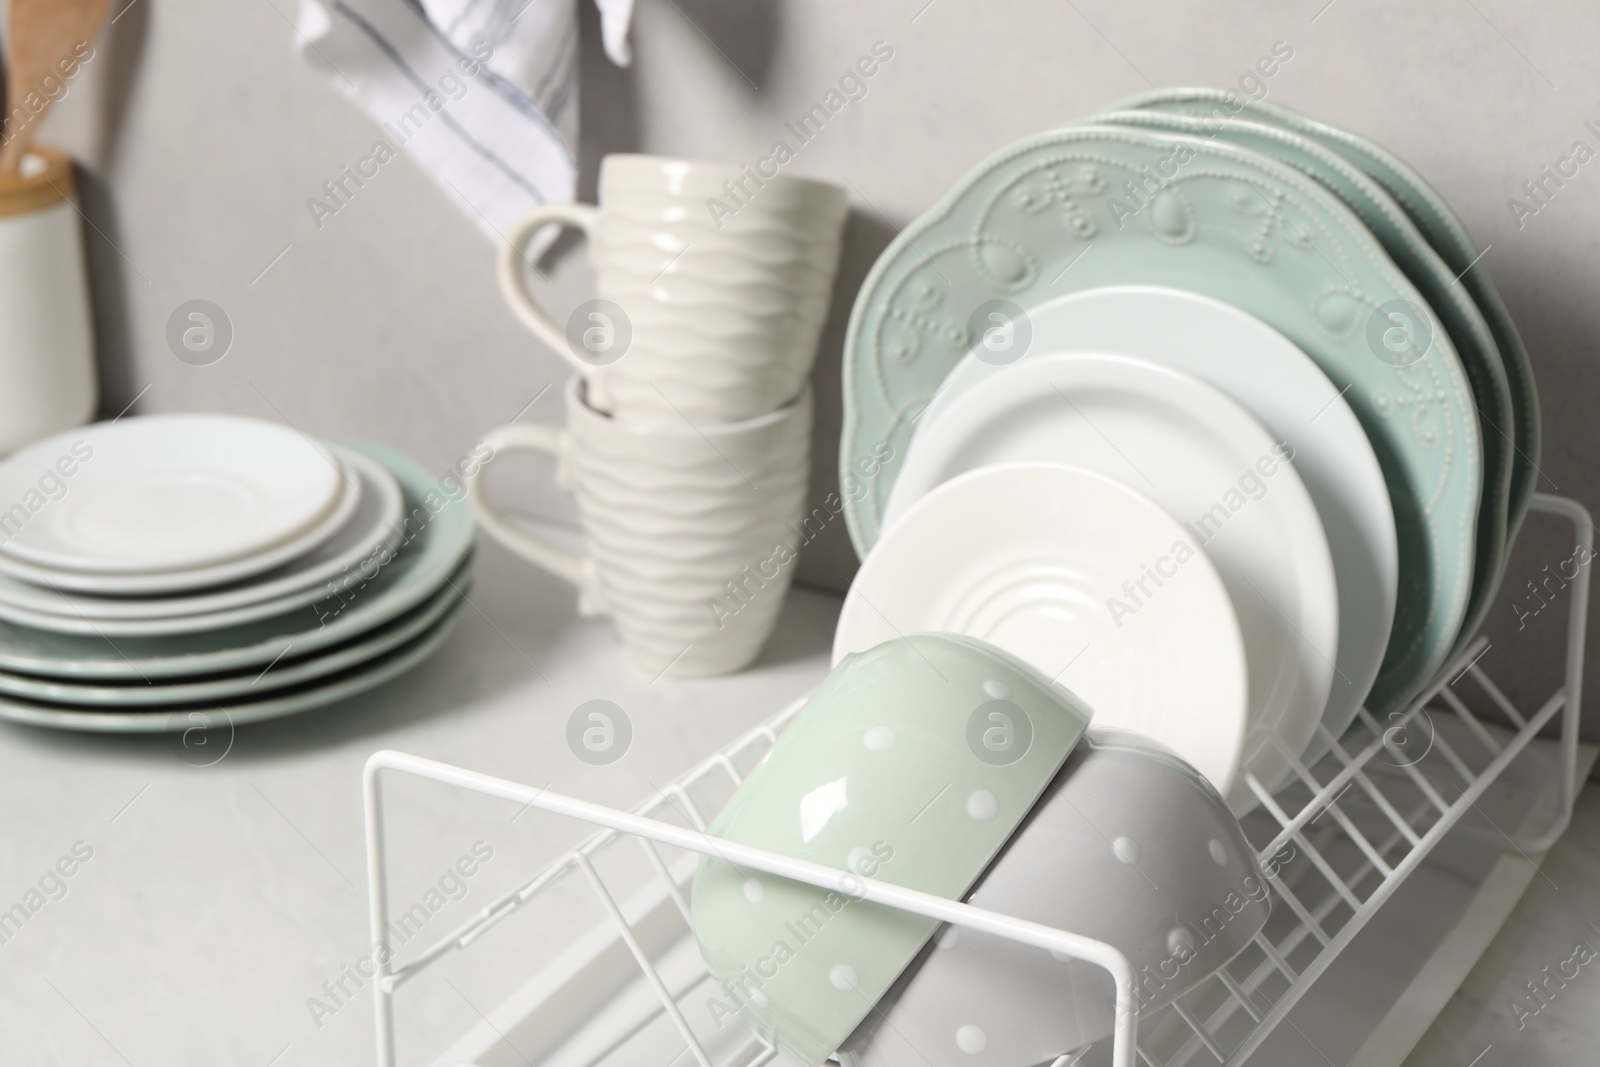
[884, 353, 1339, 808]
[0, 441, 475, 681]
[0, 414, 344, 574]
[0, 448, 405, 633]
[835, 462, 1249, 793]
[924, 286, 1396, 764]
[0, 451, 361, 596]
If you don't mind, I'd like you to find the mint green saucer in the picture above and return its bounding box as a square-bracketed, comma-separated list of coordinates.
[0, 565, 466, 706]
[840, 125, 1481, 715]
[0, 590, 468, 733]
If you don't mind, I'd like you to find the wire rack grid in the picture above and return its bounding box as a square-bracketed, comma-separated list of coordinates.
[362, 492, 1592, 1067]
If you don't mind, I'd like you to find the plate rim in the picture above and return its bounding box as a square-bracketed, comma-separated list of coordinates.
[0, 448, 407, 628]
[0, 561, 467, 705]
[0, 413, 347, 575]
[1100, 99, 1517, 673]
[0, 586, 471, 733]
[880, 349, 1338, 801]
[1112, 87, 1538, 547]
[920, 284, 1394, 765]
[0, 449, 363, 595]
[0, 441, 476, 680]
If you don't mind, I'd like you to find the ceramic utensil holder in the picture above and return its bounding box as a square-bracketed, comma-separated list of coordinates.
[0, 145, 97, 456]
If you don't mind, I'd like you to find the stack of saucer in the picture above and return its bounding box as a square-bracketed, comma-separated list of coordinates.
[0, 414, 475, 732]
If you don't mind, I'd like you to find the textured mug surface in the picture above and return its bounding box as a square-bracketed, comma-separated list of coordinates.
[499, 154, 849, 426]
[839, 728, 1270, 1066]
[467, 377, 813, 676]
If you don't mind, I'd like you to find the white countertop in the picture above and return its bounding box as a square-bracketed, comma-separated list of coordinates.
[0, 537, 842, 1066]
[1407, 786, 1600, 1067]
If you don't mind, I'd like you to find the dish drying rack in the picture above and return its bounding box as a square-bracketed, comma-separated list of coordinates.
[362, 493, 1592, 1067]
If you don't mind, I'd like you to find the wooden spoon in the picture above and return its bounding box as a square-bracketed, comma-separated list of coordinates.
[0, 0, 112, 176]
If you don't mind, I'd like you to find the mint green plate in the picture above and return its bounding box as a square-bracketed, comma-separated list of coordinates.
[840, 125, 1481, 715]
[1119, 89, 1539, 551]
[1094, 107, 1513, 680]
[0, 563, 467, 706]
[0, 589, 469, 733]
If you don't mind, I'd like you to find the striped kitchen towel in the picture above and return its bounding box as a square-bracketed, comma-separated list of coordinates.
[294, 0, 633, 243]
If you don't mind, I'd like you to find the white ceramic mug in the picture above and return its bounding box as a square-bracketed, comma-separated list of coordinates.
[468, 377, 813, 677]
[0, 146, 96, 455]
[497, 154, 848, 426]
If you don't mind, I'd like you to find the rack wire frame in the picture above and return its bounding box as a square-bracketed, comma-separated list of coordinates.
[363, 492, 1592, 1067]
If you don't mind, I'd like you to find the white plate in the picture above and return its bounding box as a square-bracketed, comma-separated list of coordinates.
[928, 286, 1395, 763]
[0, 448, 405, 629]
[835, 462, 1249, 793]
[841, 126, 1478, 719]
[883, 353, 1339, 807]
[0, 451, 361, 595]
[0, 414, 344, 574]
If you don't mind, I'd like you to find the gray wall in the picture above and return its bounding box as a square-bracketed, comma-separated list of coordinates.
[23, 0, 1600, 742]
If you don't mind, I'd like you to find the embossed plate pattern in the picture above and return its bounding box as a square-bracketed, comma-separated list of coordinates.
[1106, 96, 1522, 675]
[1117, 88, 1538, 557]
[840, 124, 1481, 714]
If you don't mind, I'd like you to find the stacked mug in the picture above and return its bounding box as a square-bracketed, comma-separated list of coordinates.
[470, 155, 849, 677]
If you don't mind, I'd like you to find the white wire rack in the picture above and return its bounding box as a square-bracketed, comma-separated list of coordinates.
[363, 492, 1592, 1067]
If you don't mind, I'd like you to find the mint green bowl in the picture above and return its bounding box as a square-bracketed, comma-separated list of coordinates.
[691, 633, 1092, 1066]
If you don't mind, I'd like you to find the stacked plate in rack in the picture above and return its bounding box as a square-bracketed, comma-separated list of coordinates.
[0, 415, 475, 732]
[835, 91, 1538, 812]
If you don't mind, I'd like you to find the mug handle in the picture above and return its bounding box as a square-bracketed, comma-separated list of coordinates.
[466, 422, 605, 617]
[497, 203, 602, 376]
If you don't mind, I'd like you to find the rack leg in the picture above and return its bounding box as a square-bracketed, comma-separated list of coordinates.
[1470, 493, 1596, 853]
[1550, 492, 1591, 840]
[365, 762, 397, 1067]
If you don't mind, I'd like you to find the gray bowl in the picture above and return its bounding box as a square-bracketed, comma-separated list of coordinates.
[838, 728, 1270, 1066]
